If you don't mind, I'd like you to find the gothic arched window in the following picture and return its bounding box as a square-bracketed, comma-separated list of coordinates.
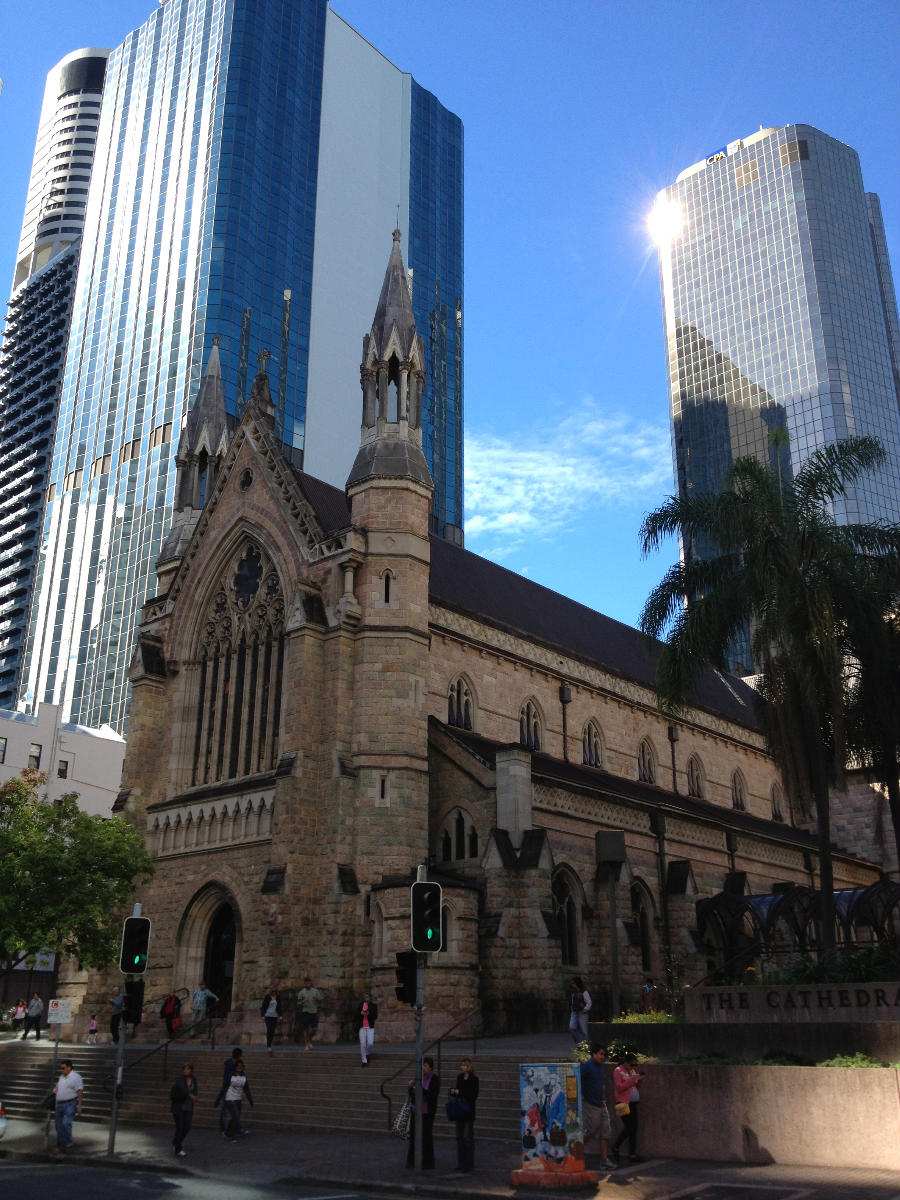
[732, 770, 747, 811]
[441, 830, 452, 862]
[637, 739, 657, 784]
[687, 755, 705, 799]
[447, 677, 473, 730]
[582, 721, 604, 768]
[552, 868, 582, 966]
[468, 824, 478, 859]
[455, 811, 465, 859]
[630, 881, 655, 973]
[519, 700, 542, 751]
[771, 783, 785, 822]
[189, 541, 285, 788]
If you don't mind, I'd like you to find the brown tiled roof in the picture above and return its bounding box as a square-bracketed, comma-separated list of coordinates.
[282, 467, 762, 732]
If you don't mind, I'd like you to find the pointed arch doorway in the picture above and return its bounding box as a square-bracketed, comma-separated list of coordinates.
[177, 884, 241, 1018]
[205, 903, 236, 1016]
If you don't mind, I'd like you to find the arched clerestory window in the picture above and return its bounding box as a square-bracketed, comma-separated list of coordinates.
[732, 770, 747, 811]
[771, 782, 785, 823]
[637, 739, 657, 784]
[687, 754, 705, 799]
[582, 721, 604, 767]
[188, 541, 285, 788]
[519, 700, 542, 751]
[448, 677, 473, 730]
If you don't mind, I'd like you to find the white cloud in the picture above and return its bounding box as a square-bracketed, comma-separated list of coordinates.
[464, 396, 671, 555]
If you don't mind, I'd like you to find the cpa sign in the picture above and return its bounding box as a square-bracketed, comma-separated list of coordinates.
[706, 147, 728, 165]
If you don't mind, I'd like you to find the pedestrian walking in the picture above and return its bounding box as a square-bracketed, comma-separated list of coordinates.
[568, 977, 591, 1043]
[612, 1052, 644, 1164]
[214, 1046, 243, 1134]
[110, 985, 126, 1043]
[406, 1055, 441, 1169]
[85, 1014, 99, 1045]
[449, 1056, 479, 1172]
[222, 1057, 253, 1140]
[190, 980, 218, 1036]
[580, 1042, 616, 1170]
[160, 991, 182, 1038]
[11, 999, 26, 1035]
[52, 1059, 84, 1153]
[640, 978, 661, 1013]
[356, 991, 378, 1065]
[296, 976, 323, 1050]
[21, 992, 43, 1040]
[170, 1061, 198, 1157]
[260, 987, 281, 1053]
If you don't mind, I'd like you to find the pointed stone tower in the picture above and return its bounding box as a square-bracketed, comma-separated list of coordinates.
[157, 339, 231, 593]
[345, 230, 434, 883]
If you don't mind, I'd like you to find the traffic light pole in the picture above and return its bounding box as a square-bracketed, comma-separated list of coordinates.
[109, 901, 142, 1156]
[414, 951, 425, 1171]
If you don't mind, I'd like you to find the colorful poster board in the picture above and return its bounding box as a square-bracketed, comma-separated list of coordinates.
[518, 1061, 585, 1174]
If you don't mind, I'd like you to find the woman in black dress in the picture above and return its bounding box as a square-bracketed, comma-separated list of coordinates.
[170, 1061, 198, 1157]
[449, 1056, 479, 1172]
[406, 1055, 441, 1169]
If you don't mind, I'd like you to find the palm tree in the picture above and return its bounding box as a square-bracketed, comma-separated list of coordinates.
[841, 553, 900, 872]
[638, 436, 896, 955]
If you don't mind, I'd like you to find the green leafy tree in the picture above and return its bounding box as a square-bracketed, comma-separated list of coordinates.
[638, 436, 897, 954]
[0, 768, 154, 972]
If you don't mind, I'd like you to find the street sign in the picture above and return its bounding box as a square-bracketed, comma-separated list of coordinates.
[47, 998, 73, 1024]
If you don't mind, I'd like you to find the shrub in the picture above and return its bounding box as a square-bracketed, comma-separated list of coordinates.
[760, 943, 900, 986]
[612, 1011, 677, 1024]
[816, 1052, 886, 1068]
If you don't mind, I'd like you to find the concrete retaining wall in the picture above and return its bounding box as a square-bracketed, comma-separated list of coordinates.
[636, 1065, 900, 1167]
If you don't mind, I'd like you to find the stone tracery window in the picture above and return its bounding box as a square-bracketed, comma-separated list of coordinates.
[189, 541, 285, 788]
[582, 721, 604, 767]
[687, 754, 705, 799]
[447, 677, 473, 729]
[637, 738, 656, 784]
[552, 867, 582, 966]
[519, 700, 542, 751]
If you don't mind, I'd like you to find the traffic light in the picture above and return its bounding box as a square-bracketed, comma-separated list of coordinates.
[119, 916, 151, 974]
[410, 881, 442, 952]
[395, 950, 417, 1005]
[124, 978, 145, 1025]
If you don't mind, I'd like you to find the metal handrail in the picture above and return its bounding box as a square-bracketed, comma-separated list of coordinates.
[103, 998, 223, 1094]
[378, 1002, 482, 1130]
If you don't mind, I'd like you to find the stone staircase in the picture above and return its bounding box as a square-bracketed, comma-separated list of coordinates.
[0, 1040, 523, 1142]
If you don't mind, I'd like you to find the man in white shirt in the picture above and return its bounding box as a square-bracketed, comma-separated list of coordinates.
[53, 1059, 84, 1153]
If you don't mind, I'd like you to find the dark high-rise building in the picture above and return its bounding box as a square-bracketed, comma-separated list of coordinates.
[0, 49, 109, 708]
[654, 124, 900, 529]
[18, 0, 463, 732]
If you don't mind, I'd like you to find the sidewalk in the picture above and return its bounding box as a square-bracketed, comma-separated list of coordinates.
[1, 1116, 897, 1199]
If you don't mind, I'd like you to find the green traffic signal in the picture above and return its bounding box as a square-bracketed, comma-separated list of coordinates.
[410, 881, 442, 952]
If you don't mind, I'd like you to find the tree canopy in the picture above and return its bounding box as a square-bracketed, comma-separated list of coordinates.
[0, 768, 154, 970]
[639, 436, 900, 954]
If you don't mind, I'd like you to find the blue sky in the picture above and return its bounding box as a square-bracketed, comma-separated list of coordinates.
[1, 0, 897, 631]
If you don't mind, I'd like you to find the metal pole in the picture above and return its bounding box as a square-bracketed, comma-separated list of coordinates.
[107, 1018, 126, 1154]
[608, 872, 620, 1019]
[414, 953, 425, 1170]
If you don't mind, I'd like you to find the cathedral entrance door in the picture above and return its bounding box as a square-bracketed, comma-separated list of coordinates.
[204, 903, 236, 1016]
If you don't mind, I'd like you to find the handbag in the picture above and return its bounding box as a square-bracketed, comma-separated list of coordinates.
[446, 1097, 470, 1121]
[391, 1098, 412, 1138]
[171, 1015, 183, 1031]
[615, 1101, 630, 1117]
[43, 1092, 56, 1111]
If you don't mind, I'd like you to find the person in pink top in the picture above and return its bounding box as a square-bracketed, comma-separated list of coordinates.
[612, 1052, 644, 1164]
[356, 991, 378, 1065]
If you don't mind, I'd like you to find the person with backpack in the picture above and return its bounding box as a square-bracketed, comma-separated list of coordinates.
[169, 1061, 198, 1157]
[568, 977, 592, 1043]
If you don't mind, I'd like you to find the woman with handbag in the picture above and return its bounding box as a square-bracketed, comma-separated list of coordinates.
[406, 1055, 440, 1169]
[612, 1052, 643, 1164]
[260, 987, 281, 1053]
[160, 992, 182, 1038]
[448, 1056, 479, 1172]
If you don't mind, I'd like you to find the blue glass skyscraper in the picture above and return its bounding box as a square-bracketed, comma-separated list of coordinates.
[20, 0, 463, 732]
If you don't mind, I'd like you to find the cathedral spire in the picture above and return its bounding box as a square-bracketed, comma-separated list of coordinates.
[347, 230, 432, 491]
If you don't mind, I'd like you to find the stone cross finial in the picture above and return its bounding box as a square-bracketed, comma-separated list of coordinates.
[257, 348, 271, 373]
[212, 335, 220, 346]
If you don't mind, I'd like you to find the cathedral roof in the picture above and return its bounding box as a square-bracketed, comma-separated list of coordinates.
[287, 466, 763, 734]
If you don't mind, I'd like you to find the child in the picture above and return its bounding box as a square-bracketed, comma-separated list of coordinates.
[86, 1014, 99, 1045]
